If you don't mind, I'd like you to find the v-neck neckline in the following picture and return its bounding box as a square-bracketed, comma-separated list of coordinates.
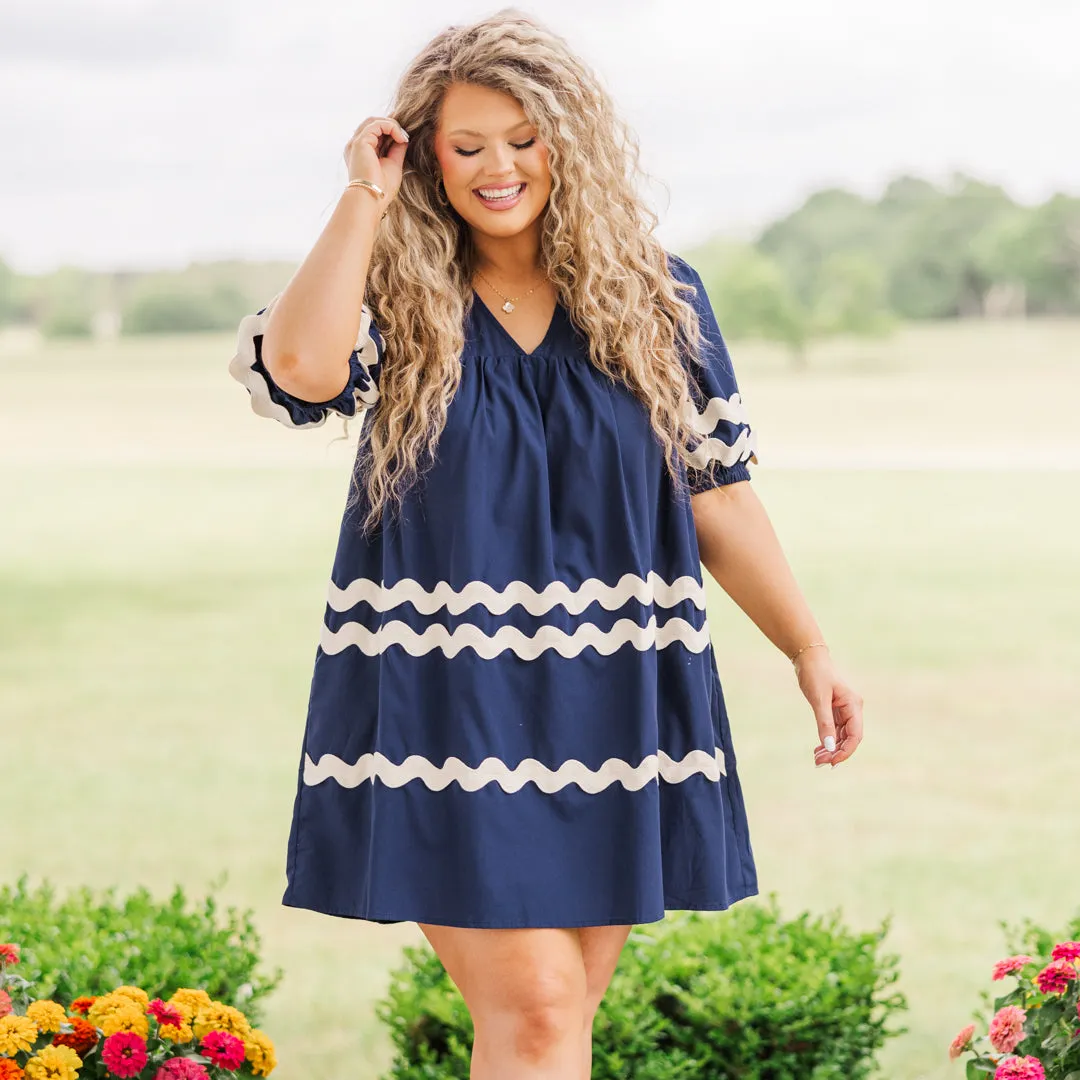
[472, 290, 562, 358]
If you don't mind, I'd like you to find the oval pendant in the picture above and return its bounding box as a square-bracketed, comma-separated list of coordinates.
[502, 300, 515, 313]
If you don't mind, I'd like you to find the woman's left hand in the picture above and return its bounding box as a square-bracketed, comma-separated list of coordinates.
[795, 649, 864, 769]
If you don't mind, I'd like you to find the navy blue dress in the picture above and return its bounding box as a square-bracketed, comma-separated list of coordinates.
[228, 251, 760, 928]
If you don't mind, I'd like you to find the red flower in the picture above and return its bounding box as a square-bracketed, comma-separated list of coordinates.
[147, 998, 185, 1028]
[1034, 958, 1077, 994]
[0, 990, 12, 1018]
[1050, 941, 1080, 963]
[53, 1017, 99, 1056]
[992, 955, 1036, 981]
[993, 1056, 1045, 1080]
[154, 1060, 210, 1080]
[0, 944, 19, 966]
[101, 1031, 149, 1078]
[200, 1030, 246, 1071]
[69, 996, 98, 1016]
[949, 1023, 976, 1060]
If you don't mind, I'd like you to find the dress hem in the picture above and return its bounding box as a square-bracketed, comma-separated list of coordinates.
[280, 884, 761, 929]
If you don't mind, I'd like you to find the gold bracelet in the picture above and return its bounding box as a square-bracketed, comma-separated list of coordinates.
[346, 178, 386, 200]
[788, 641, 829, 665]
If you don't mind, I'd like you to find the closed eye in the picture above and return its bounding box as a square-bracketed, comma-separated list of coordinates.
[454, 138, 537, 157]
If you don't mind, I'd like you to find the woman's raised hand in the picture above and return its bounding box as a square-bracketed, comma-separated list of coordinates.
[344, 116, 410, 206]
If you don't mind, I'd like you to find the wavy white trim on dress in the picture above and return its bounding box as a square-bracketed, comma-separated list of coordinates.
[303, 745, 727, 792]
[227, 291, 381, 429]
[320, 614, 710, 659]
[682, 392, 751, 435]
[328, 571, 706, 616]
[688, 426, 759, 471]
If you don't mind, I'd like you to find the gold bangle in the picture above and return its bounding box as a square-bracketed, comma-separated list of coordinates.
[789, 641, 829, 665]
[346, 178, 386, 200]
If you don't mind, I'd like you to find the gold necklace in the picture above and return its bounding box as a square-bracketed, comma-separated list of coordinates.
[475, 267, 546, 314]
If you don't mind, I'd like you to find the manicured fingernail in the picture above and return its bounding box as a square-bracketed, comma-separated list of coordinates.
[823, 736, 836, 752]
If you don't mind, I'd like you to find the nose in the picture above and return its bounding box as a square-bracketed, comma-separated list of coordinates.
[485, 143, 516, 176]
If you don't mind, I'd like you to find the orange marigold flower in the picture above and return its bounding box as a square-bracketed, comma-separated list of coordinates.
[0, 1059, 25, 1080]
[68, 997, 97, 1016]
[53, 1017, 99, 1056]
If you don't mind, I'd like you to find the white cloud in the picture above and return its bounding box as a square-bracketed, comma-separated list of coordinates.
[2, 0, 1077, 272]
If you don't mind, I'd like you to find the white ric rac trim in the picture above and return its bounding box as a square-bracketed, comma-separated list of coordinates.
[303, 746, 727, 792]
[328, 571, 706, 616]
[320, 614, 710, 660]
[687, 426, 759, 471]
[227, 291, 381, 428]
[682, 392, 751, 435]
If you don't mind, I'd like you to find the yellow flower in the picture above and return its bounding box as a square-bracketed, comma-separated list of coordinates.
[87, 992, 135, 1026]
[111, 986, 149, 1009]
[157, 1021, 194, 1043]
[99, 1005, 149, 1039]
[192, 1002, 250, 1041]
[26, 1001, 67, 1035]
[168, 989, 211, 1015]
[243, 1029, 277, 1077]
[24, 1044, 82, 1080]
[0, 1015, 38, 1055]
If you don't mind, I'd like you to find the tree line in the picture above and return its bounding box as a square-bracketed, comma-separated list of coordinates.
[688, 172, 1080, 364]
[0, 173, 1076, 351]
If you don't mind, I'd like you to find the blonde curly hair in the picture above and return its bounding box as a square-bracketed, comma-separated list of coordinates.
[354, 7, 709, 535]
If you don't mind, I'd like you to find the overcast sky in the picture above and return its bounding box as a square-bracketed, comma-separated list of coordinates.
[3, 0, 1078, 274]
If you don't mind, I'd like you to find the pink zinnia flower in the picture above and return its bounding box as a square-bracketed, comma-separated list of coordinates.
[0, 945, 19, 965]
[989, 1005, 1027, 1054]
[1051, 941, 1080, 963]
[148, 998, 186, 1028]
[0, 990, 11, 1018]
[993, 1055, 1045, 1080]
[949, 1023, 976, 1060]
[200, 1030, 246, 1071]
[1035, 958, 1077, 994]
[154, 1059, 210, 1080]
[101, 1031, 149, 1078]
[992, 955, 1036, 981]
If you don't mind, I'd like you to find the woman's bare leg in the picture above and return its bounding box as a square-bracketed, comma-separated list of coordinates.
[418, 922, 587, 1080]
[577, 925, 633, 1078]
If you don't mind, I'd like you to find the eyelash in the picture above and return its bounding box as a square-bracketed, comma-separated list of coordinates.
[454, 138, 536, 157]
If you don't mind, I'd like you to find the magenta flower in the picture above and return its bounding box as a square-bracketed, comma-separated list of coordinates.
[949, 1023, 976, 1060]
[1050, 941, 1080, 963]
[1034, 958, 1077, 994]
[0, 945, 19, 966]
[992, 955, 1036, 981]
[200, 1030, 246, 1071]
[101, 1031, 149, 1078]
[993, 1056, 1045, 1080]
[988, 1005, 1027, 1054]
[154, 1059, 211, 1080]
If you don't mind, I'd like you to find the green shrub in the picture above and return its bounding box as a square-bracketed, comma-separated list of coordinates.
[0, 874, 283, 1022]
[376, 893, 908, 1079]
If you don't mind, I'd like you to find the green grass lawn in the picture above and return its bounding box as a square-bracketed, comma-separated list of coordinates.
[1, 319, 1079, 1079]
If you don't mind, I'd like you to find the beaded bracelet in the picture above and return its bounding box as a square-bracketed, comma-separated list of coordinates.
[788, 641, 829, 666]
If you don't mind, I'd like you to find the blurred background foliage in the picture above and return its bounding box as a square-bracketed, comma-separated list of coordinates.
[1, 173, 1076, 354]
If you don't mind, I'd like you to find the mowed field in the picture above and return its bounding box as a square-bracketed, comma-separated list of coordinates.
[1, 316, 1079, 1080]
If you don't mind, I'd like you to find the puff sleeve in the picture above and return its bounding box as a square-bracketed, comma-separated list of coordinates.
[667, 251, 759, 492]
[228, 292, 383, 428]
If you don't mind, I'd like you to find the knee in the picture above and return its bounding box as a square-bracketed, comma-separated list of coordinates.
[493, 969, 587, 1062]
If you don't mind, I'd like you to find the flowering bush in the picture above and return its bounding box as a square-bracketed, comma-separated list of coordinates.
[0, 944, 276, 1080]
[948, 940, 1080, 1080]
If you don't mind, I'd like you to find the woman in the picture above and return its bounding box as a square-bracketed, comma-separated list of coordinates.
[229, 9, 864, 1078]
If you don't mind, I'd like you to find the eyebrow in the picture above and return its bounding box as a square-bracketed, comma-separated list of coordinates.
[447, 120, 534, 137]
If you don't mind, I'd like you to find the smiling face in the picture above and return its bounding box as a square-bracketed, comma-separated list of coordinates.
[433, 81, 552, 241]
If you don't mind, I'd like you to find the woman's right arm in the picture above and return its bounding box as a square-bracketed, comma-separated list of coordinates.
[259, 116, 410, 403]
